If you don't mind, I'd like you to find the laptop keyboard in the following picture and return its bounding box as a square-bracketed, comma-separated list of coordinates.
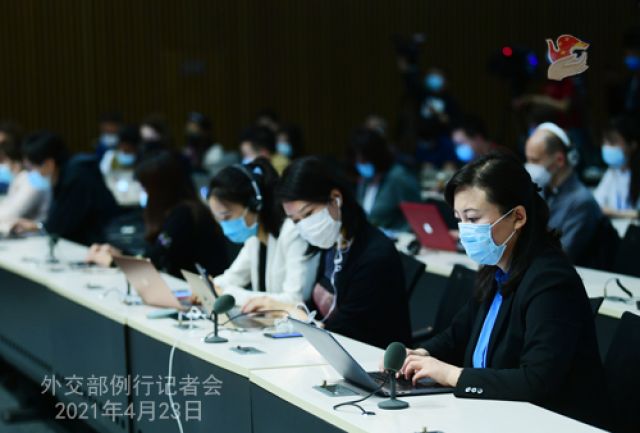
[368, 371, 437, 390]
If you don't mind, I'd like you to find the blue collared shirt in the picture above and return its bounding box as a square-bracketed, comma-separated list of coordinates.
[472, 269, 509, 368]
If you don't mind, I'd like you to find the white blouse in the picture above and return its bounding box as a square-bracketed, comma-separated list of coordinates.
[594, 168, 638, 211]
[0, 171, 51, 233]
[213, 218, 320, 306]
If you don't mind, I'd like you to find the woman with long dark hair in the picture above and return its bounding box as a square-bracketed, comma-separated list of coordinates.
[594, 115, 640, 219]
[394, 152, 607, 429]
[258, 156, 411, 349]
[86, 150, 229, 278]
[208, 157, 320, 310]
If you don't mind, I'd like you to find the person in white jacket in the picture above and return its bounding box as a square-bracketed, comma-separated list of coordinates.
[207, 157, 320, 311]
[0, 133, 51, 233]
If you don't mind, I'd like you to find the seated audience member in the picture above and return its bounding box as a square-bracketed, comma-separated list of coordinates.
[12, 132, 120, 245]
[594, 115, 640, 219]
[255, 157, 412, 349]
[394, 153, 606, 429]
[524, 122, 602, 262]
[93, 111, 123, 161]
[209, 158, 320, 308]
[451, 115, 497, 164]
[0, 126, 50, 233]
[183, 111, 237, 176]
[351, 128, 420, 231]
[275, 125, 304, 160]
[87, 150, 228, 278]
[99, 124, 140, 176]
[139, 113, 170, 156]
[239, 125, 289, 174]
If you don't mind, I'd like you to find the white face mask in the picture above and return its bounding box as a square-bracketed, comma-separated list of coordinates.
[296, 200, 342, 249]
[525, 162, 552, 189]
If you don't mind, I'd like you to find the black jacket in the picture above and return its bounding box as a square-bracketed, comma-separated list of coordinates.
[45, 155, 120, 245]
[310, 221, 412, 349]
[423, 248, 607, 428]
[145, 202, 229, 279]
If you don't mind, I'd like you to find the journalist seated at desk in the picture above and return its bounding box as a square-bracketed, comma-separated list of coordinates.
[11, 131, 120, 245]
[252, 157, 412, 349]
[392, 152, 607, 429]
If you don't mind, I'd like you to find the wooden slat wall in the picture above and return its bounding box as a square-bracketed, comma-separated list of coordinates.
[0, 0, 637, 155]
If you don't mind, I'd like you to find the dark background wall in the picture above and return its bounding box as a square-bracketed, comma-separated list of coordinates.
[0, 0, 637, 155]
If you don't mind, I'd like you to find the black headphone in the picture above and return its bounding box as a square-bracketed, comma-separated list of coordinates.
[232, 164, 263, 212]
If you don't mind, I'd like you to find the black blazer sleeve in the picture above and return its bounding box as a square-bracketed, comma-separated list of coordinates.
[322, 225, 412, 348]
[455, 275, 586, 402]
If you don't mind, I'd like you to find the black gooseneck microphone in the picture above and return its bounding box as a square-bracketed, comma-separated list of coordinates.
[378, 341, 409, 410]
[205, 294, 235, 343]
[333, 341, 409, 416]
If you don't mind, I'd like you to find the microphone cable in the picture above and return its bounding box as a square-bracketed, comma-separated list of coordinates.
[332, 374, 388, 416]
[167, 337, 184, 433]
[604, 277, 635, 303]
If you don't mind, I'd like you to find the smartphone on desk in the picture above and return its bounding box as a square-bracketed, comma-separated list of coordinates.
[264, 331, 303, 339]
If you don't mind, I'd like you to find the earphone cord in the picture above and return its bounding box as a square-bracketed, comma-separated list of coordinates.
[322, 234, 351, 323]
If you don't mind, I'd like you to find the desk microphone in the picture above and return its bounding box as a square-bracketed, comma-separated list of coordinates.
[205, 294, 235, 343]
[378, 341, 409, 410]
[47, 234, 60, 264]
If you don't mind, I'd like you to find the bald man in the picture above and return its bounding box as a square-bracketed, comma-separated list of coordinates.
[525, 123, 602, 263]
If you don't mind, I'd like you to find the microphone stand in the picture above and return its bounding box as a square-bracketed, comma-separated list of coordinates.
[205, 312, 228, 343]
[378, 370, 409, 410]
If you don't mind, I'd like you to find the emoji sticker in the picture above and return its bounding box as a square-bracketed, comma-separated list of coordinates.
[546, 34, 590, 81]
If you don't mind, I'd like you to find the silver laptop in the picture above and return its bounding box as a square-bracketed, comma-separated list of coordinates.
[181, 269, 274, 329]
[289, 318, 454, 397]
[114, 255, 191, 310]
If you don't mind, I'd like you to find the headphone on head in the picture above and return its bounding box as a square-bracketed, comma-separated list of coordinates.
[232, 164, 263, 212]
[535, 122, 579, 167]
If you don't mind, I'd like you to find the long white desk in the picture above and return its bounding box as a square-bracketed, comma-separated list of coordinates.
[0, 235, 614, 433]
[250, 364, 606, 433]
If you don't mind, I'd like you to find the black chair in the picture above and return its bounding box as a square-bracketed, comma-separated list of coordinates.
[400, 253, 426, 297]
[589, 297, 604, 318]
[604, 312, 640, 433]
[576, 216, 620, 271]
[411, 264, 476, 345]
[613, 224, 640, 277]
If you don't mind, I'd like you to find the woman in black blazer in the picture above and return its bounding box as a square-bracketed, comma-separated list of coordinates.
[253, 156, 412, 349]
[399, 152, 607, 429]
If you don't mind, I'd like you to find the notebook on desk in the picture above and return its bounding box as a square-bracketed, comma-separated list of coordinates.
[289, 318, 453, 397]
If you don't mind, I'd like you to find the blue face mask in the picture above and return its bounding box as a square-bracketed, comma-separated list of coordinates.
[0, 164, 14, 184]
[100, 133, 119, 148]
[139, 191, 148, 208]
[116, 152, 136, 167]
[458, 208, 516, 266]
[27, 170, 52, 191]
[455, 143, 475, 163]
[356, 162, 376, 179]
[276, 141, 293, 157]
[601, 145, 626, 169]
[219, 210, 258, 244]
[425, 73, 445, 92]
[625, 54, 640, 71]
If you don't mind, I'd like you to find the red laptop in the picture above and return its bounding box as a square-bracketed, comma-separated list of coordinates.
[400, 202, 458, 252]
